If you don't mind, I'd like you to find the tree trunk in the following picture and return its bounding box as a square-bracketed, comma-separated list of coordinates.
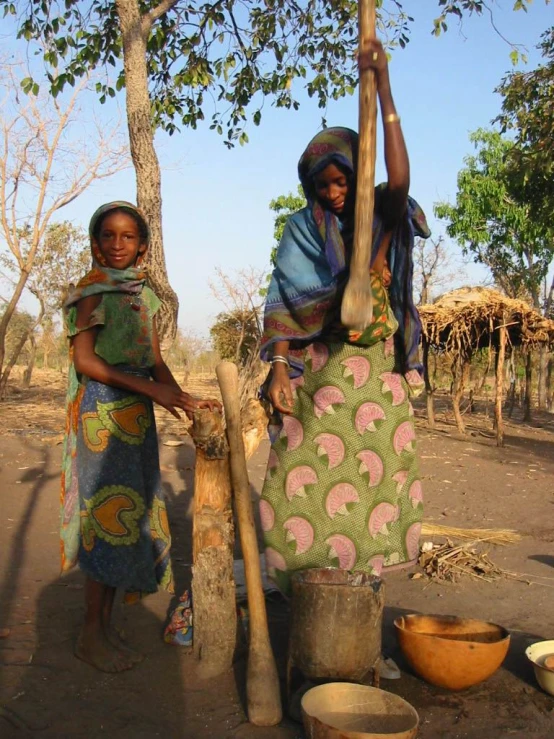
[547, 357, 554, 413]
[190, 409, 237, 678]
[537, 346, 549, 411]
[0, 328, 30, 398]
[0, 303, 43, 399]
[495, 323, 506, 447]
[115, 0, 179, 349]
[422, 336, 435, 428]
[23, 333, 37, 388]
[0, 269, 30, 380]
[420, 279, 429, 306]
[523, 351, 533, 423]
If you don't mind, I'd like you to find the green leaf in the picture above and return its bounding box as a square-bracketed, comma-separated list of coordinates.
[21, 77, 33, 94]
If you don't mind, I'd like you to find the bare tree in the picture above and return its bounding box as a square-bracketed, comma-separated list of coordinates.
[209, 266, 266, 364]
[38, 316, 57, 370]
[165, 328, 209, 379]
[413, 236, 462, 305]
[0, 63, 128, 397]
[0, 222, 89, 390]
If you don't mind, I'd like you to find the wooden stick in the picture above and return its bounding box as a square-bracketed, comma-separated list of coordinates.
[216, 361, 282, 727]
[341, 0, 377, 330]
[495, 316, 506, 447]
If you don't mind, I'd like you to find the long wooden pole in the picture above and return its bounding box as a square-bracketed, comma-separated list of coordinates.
[216, 361, 282, 727]
[495, 319, 506, 447]
[341, 0, 377, 330]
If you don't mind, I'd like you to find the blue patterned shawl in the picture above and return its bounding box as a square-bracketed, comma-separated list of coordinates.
[261, 127, 431, 379]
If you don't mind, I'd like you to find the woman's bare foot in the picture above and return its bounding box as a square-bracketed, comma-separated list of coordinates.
[75, 626, 134, 673]
[106, 627, 144, 664]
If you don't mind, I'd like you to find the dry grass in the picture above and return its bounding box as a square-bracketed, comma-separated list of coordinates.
[419, 287, 554, 357]
[416, 538, 554, 588]
[421, 523, 521, 546]
[417, 539, 506, 583]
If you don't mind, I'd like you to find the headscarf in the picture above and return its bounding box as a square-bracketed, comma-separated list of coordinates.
[65, 201, 149, 309]
[261, 127, 431, 379]
[298, 126, 358, 277]
[60, 201, 150, 573]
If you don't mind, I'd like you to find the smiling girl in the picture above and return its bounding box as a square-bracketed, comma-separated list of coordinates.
[60, 202, 219, 673]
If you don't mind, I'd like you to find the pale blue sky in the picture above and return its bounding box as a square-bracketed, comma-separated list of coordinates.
[3, 0, 553, 336]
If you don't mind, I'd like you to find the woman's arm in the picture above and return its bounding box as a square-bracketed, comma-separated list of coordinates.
[359, 38, 410, 225]
[150, 318, 221, 415]
[72, 296, 209, 419]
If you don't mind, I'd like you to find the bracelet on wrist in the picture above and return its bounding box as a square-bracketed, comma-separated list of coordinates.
[271, 355, 290, 368]
[383, 113, 401, 125]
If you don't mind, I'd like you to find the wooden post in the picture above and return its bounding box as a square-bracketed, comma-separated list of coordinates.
[422, 335, 435, 428]
[451, 357, 467, 435]
[241, 397, 269, 461]
[507, 351, 517, 419]
[523, 350, 533, 422]
[495, 320, 506, 447]
[547, 355, 554, 412]
[190, 408, 237, 677]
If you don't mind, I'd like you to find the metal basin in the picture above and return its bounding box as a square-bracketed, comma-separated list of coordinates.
[526, 640, 554, 697]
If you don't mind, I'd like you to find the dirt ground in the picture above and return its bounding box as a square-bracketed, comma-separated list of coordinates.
[1, 368, 553, 738]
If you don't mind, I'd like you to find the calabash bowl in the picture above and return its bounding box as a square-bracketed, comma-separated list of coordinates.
[394, 614, 510, 690]
[301, 682, 419, 739]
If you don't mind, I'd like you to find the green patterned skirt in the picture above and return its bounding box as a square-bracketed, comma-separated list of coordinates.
[260, 338, 423, 595]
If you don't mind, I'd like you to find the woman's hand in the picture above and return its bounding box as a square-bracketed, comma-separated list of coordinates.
[149, 384, 222, 420]
[268, 364, 294, 415]
[195, 398, 223, 413]
[358, 38, 390, 90]
[148, 383, 190, 419]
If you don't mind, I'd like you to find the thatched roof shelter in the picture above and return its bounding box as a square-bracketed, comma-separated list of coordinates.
[417, 287, 554, 446]
[419, 287, 554, 358]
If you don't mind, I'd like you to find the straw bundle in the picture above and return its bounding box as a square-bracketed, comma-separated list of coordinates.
[421, 523, 521, 546]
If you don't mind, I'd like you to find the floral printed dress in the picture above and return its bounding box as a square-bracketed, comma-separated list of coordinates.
[60, 287, 173, 601]
[260, 272, 423, 595]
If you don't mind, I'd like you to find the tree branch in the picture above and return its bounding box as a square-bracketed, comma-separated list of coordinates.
[545, 270, 554, 318]
[142, 0, 180, 35]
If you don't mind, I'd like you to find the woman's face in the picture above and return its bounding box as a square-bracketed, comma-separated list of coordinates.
[313, 163, 352, 216]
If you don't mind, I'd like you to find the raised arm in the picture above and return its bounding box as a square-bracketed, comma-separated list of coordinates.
[359, 38, 410, 225]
